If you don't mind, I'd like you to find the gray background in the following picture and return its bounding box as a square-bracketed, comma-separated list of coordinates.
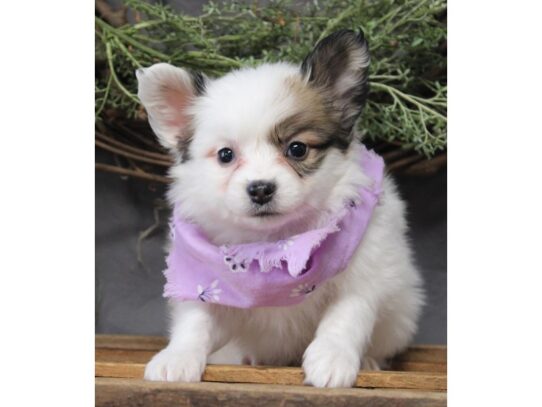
[96, 0, 447, 344]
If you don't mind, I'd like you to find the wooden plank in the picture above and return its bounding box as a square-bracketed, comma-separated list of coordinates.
[95, 347, 446, 373]
[95, 348, 156, 364]
[95, 334, 167, 351]
[355, 370, 446, 392]
[95, 334, 446, 364]
[96, 362, 446, 391]
[390, 360, 447, 373]
[96, 377, 447, 407]
[393, 345, 447, 364]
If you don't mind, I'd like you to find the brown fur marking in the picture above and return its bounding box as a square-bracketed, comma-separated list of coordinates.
[268, 76, 350, 177]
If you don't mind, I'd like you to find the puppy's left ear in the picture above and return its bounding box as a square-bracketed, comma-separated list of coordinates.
[136, 63, 207, 153]
[301, 29, 370, 135]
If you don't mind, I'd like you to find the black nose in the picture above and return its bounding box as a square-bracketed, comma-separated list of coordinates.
[247, 180, 276, 205]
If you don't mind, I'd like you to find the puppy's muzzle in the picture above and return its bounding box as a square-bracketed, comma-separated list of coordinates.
[246, 180, 276, 205]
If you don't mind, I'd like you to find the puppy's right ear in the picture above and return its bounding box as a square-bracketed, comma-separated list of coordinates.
[136, 63, 206, 152]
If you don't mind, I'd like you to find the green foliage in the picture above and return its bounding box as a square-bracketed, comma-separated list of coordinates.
[95, 0, 447, 157]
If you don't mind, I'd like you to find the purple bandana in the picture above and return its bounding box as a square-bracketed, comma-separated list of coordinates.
[163, 146, 384, 308]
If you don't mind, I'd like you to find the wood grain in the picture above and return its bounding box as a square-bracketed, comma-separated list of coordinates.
[393, 345, 447, 364]
[96, 348, 157, 364]
[95, 348, 446, 373]
[96, 377, 447, 407]
[95, 335, 447, 396]
[390, 361, 447, 373]
[95, 334, 446, 363]
[96, 334, 167, 351]
[96, 361, 446, 391]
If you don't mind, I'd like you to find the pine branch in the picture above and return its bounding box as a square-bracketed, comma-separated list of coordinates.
[95, 0, 447, 158]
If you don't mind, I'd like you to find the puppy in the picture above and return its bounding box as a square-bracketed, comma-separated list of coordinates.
[136, 29, 424, 388]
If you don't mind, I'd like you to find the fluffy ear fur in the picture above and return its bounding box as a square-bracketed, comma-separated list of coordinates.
[301, 29, 370, 137]
[136, 63, 206, 153]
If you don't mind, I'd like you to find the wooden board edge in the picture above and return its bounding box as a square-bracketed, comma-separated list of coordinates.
[96, 377, 447, 407]
[95, 335, 446, 363]
[96, 334, 168, 350]
[95, 348, 447, 373]
[96, 362, 447, 391]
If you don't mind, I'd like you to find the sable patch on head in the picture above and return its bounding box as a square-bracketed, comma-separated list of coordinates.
[268, 29, 370, 177]
[300, 29, 370, 141]
[270, 108, 340, 177]
[177, 125, 194, 163]
[269, 61, 362, 177]
[176, 71, 206, 161]
[192, 71, 208, 96]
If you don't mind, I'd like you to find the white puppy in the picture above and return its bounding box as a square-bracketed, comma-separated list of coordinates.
[136, 29, 424, 388]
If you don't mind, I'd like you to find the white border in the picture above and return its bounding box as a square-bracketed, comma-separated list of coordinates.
[449, 0, 542, 405]
[0, 1, 94, 406]
[1, 1, 542, 405]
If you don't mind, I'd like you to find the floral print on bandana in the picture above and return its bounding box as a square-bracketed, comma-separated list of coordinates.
[224, 256, 248, 273]
[197, 280, 222, 302]
[169, 222, 176, 240]
[289, 283, 316, 297]
[277, 238, 295, 251]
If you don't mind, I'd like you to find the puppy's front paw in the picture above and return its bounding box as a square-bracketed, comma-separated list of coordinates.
[302, 339, 360, 388]
[144, 348, 206, 382]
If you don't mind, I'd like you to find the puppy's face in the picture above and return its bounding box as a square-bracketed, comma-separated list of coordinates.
[137, 30, 370, 233]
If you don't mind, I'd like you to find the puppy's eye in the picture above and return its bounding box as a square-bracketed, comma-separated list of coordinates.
[286, 142, 308, 160]
[218, 147, 234, 164]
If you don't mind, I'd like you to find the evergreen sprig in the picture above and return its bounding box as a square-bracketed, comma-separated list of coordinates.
[95, 0, 447, 157]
